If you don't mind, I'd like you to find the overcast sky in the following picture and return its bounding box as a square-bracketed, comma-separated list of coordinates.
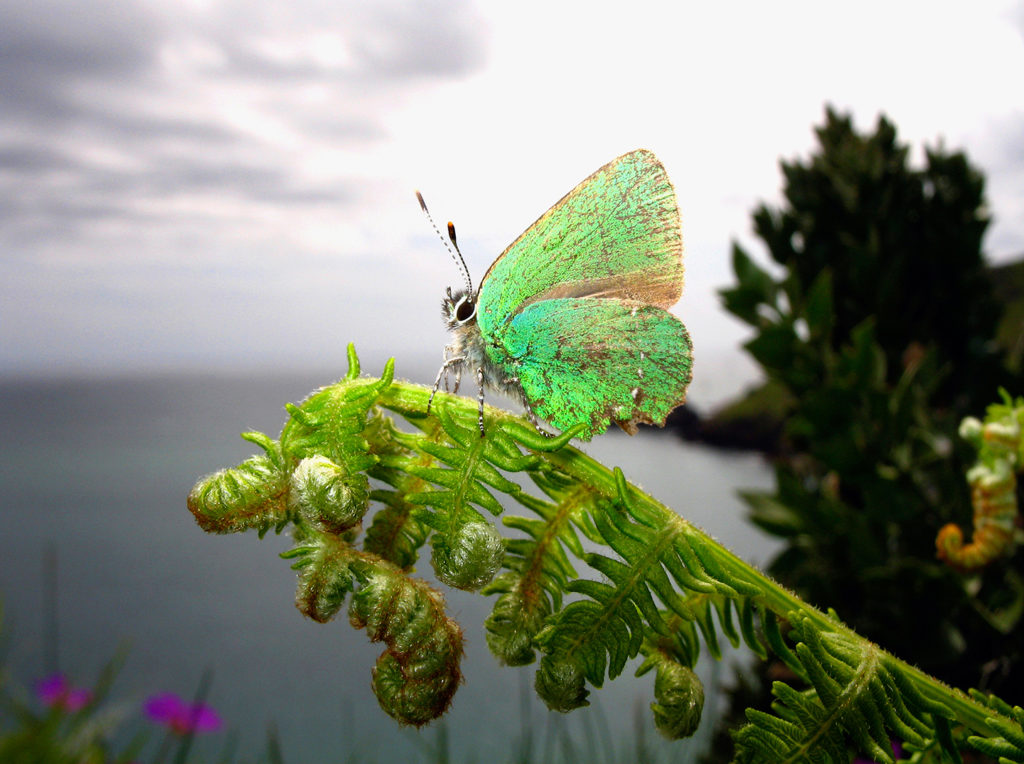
[2, 0, 1023, 407]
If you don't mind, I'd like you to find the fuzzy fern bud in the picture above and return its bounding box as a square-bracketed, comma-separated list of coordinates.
[431, 521, 504, 591]
[937, 394, 1022, 571]
[483, 573, 552, 665]
[188, 453, 289, 534]
[285, 530, 357, 623]
[535, 655, 588, 712]
[290, 455, 369, 533]
[650, 661, 704, 739]
[349, 569, 464, 726]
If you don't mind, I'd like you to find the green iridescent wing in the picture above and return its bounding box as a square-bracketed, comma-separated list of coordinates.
[490, 297, 692, 438]
[475, 149, 683, 337]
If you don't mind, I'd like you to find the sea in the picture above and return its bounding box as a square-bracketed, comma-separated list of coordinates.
[0, 371, 778, 763]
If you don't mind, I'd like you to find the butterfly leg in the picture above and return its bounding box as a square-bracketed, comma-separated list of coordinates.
[440, 346, 455, 393]
[521, 397, 555, 438]
[476, 367, 486, 437]
[429, 353, 465, 415]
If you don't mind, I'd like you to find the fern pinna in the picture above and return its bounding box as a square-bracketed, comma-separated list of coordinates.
[188, 346, 1023, 761]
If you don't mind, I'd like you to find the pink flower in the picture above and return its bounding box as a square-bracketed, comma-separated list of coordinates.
[144, 692, 222, 735]
[35, 673, 93, 711]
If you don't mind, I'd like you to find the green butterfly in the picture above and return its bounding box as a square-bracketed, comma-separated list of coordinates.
[424, 149, 692, 441]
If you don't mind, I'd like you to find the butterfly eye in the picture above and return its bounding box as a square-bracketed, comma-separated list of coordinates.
[454, 297, 476, 323]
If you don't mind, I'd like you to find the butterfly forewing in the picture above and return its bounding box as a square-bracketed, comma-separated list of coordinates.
[476, 149, 683, 337]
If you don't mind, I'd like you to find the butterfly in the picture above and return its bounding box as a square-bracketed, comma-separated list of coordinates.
[422, 149, 692, 441]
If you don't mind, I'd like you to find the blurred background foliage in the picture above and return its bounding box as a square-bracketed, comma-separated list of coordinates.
[702, 106, 1024, 760]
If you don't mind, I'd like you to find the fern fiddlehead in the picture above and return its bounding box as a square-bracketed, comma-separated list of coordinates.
[936, 390, 1023, 572]
[188, 345, 1024, 760]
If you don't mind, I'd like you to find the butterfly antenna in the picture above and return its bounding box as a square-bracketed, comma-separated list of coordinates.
[416, 190, 473, 296]
[446, 221, 472, 290]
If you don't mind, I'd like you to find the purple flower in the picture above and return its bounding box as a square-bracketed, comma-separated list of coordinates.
[144, 692, 222, 735]
[35, 673, 93, 711]
[853, 740, 903, 763]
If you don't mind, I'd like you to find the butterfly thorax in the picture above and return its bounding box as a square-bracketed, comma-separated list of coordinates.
[440, 287, 523, 403]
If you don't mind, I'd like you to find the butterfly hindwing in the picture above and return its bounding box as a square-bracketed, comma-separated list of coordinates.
[489, 297, 692, 438]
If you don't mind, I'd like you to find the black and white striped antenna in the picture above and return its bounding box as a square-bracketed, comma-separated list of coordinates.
[416, 191, 473, 297]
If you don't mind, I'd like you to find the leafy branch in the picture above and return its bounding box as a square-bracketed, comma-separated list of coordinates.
[187, 345, 1023, 762]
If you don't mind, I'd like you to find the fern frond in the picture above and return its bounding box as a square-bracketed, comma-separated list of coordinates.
[186, 347, 1024, 756]
[363, 415, 433, 570]
[481, 470, 590, 665]
[637, 614, 705, 739]
[965, 690, 1024, 762]
[733, 615, 973, 763]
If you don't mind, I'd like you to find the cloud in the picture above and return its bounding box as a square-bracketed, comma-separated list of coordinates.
[0, 0, 486, 255]
[3, 0, 1021, 392]
[1014, 2, 1024, 42]
[201, 1, 485, 82]
[981, 119, 1024, 259]
[0, 0, 157, 78]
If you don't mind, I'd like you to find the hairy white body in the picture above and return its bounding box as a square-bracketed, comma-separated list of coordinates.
[430, 288, 535, 435]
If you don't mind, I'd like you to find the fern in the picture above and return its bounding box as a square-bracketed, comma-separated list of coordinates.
[936, 389, 1023, 571]
[187, 345, 1024, 760]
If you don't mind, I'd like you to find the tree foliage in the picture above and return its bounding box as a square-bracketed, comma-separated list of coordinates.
[723, 106, 1002, 404]
[719, 107, 1024, 701]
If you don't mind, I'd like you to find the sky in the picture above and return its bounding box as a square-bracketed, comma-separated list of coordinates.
[2, 0, 1023, 408]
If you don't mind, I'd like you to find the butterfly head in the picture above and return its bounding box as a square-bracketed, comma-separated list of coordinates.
[442, 286, 477, 329]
